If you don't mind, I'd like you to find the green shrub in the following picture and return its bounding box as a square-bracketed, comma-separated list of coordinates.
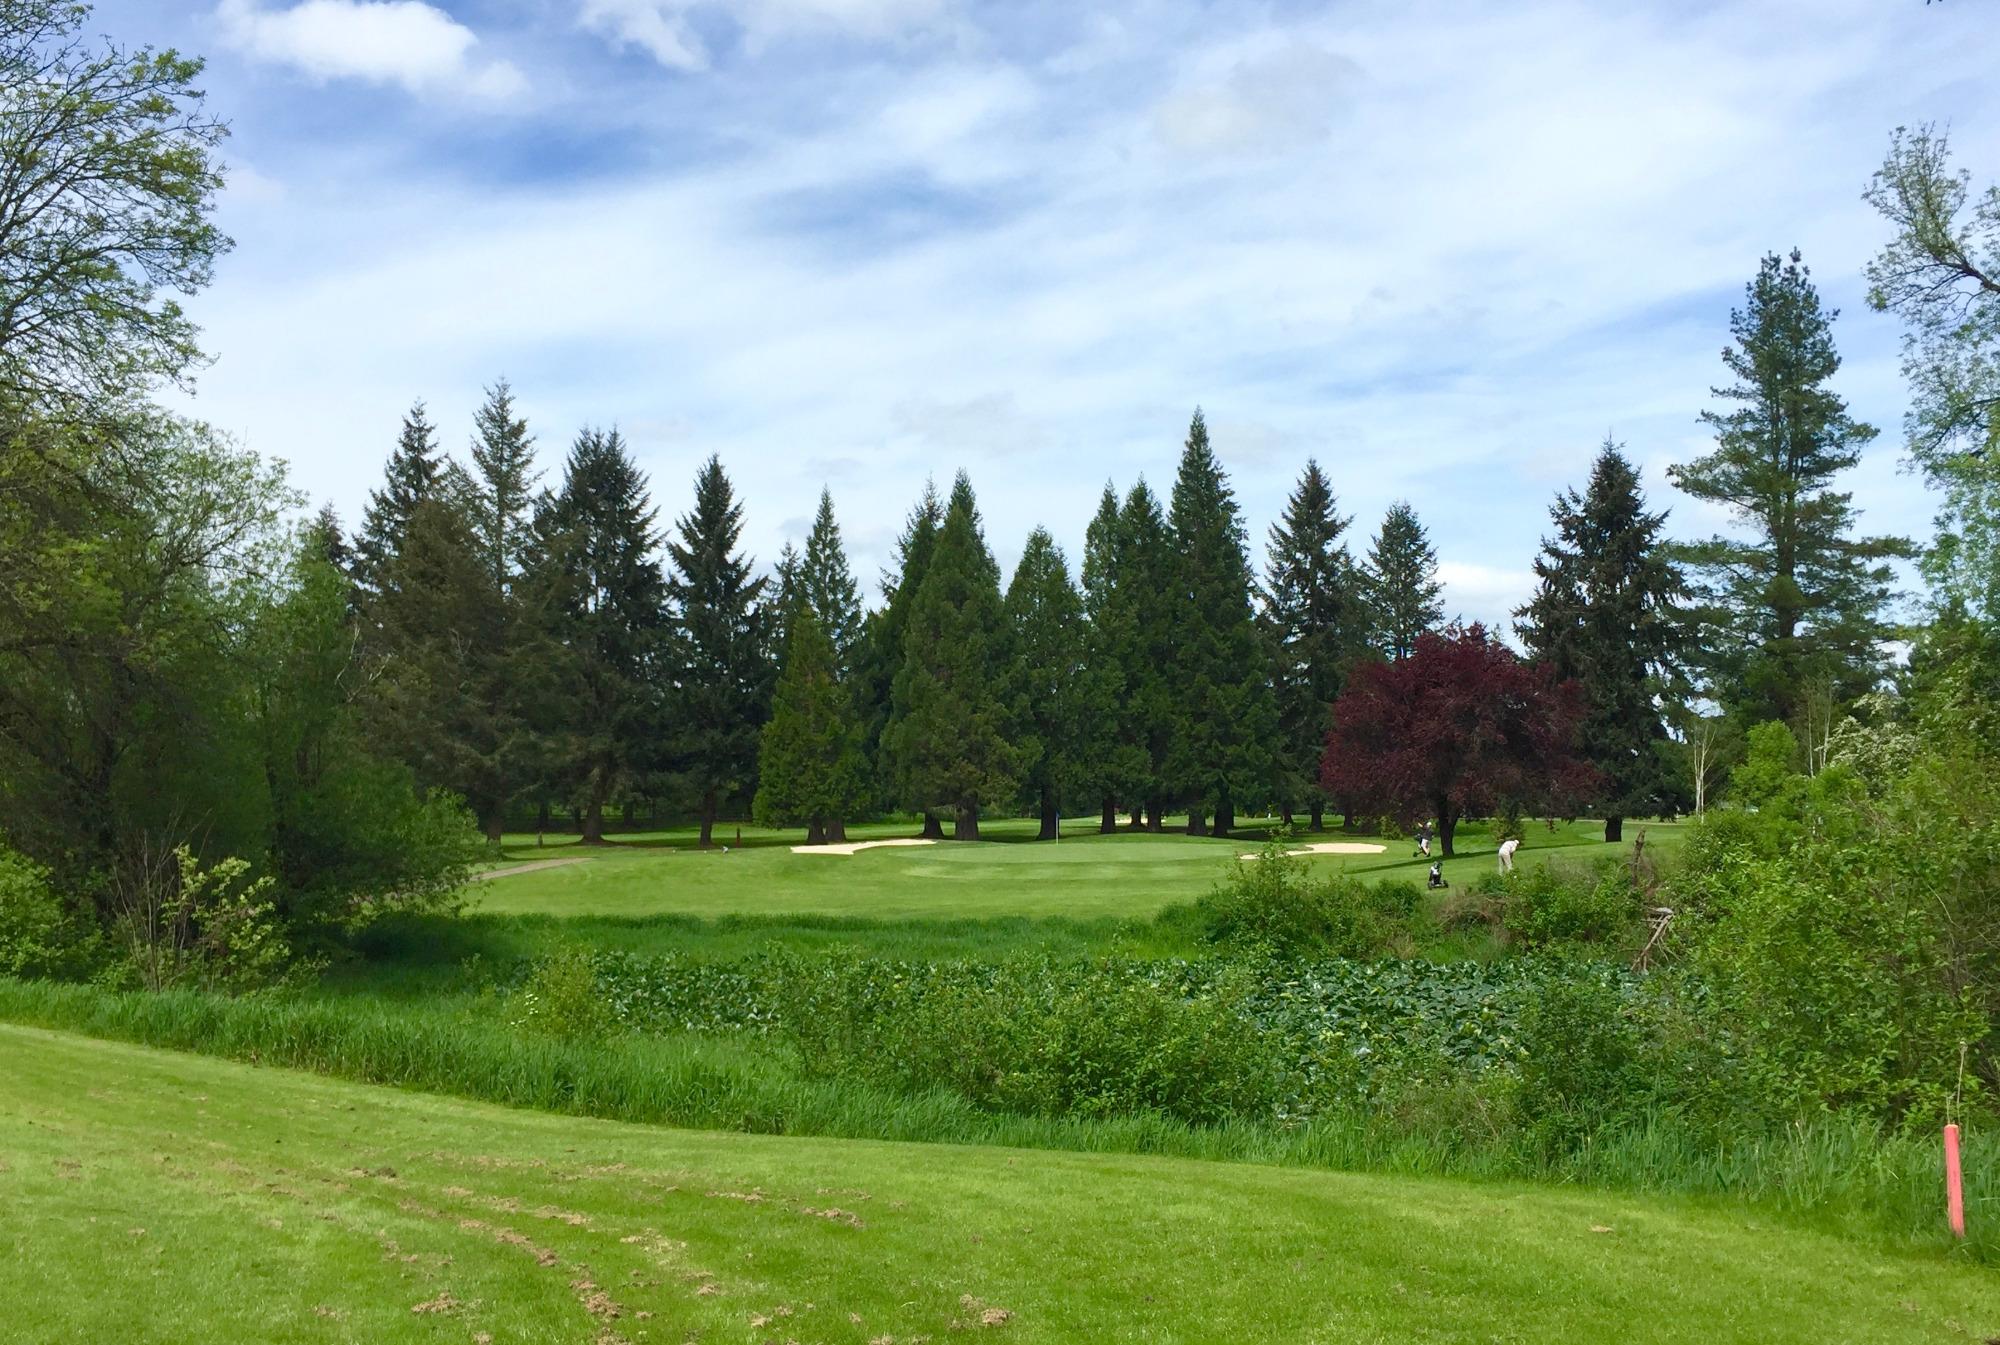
[1196, 839, 1413, 958]
[1514, 974, 1644, 1153]
[111, 845, 306, 993]
[510, 946, 619, 1039]
[0, 847, 98, 979]
[1503, 858, 1640, 951]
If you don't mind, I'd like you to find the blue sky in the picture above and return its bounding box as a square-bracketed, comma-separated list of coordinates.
[91, 0, 2000, 625]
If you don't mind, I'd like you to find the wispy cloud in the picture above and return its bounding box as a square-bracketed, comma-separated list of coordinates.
[216, 0, 527, 99]
[577, 0, 956, 71]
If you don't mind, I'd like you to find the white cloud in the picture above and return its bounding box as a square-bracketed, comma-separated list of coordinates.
[1154, 40, 1364, 154]
[216, 0, 527, 99]
[578, 0, 952, 72]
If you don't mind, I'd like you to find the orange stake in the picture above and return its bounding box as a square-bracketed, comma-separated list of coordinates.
[1945, 1123, 1966, 1240]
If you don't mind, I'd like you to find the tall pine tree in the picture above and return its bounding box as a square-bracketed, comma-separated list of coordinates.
[754, 606, 869, 844]
[1119, 479, 1178, 830]
[1164, 409, 1278, 838]
[537, 427, 667, 843]
[356, 401, 442, 598]
[666, 456, 772, 848]
[859, 481, 945, 836]
[1002, 528, 1090, 840]
[1080, 484, 1143, 832]
[1363, 501, 1443, 661]
[467, 378, 538, 595]
[1262, 459, 1361, 829]
[801, 488, 863, 674]
[1670, 249, 1911, 726]
[883, 472, 1019, 840]
[1517, 439, 1688, 842]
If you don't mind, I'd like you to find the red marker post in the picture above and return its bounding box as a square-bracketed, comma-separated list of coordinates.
[1944, 1123, 1966, 1240]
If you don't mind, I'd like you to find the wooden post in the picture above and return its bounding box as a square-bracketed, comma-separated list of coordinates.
[1945, 1123, 1965, 1240]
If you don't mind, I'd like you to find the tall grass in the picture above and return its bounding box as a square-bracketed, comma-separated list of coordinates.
[0, 976, 1987, 1263]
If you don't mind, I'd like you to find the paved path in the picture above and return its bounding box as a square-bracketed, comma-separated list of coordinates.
[474, 856, 590, 881]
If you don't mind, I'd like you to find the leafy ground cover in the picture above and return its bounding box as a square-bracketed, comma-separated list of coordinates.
[4, 1023, 1994, 1345]
[468, 816, 1679, 921]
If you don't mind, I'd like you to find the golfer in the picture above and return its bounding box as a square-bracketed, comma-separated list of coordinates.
[1497, 836, 1520, 874]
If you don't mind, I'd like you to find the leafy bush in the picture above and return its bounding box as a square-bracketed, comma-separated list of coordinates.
[1503, 858, 1641, 951]
[0, 846, 99, 978]
[110, 844, 306, 993]
[1513, 974, 1644, 1152]
[510, 945, 619, 1039]
[1195, 838, 1415, 958]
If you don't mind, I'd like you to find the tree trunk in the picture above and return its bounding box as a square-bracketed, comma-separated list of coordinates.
[581, 796, 606, 845]
[1146, 800, 1164, 832]
[806, 819, 826, 846]
[1213, 798, 1235, 839]
[828, 818, 848, 843]
[1039, 790, 1059, 841]
[1128, 805, 1145, 831]
[1309, 801, 1325, 832]
[481, 804, 505, 844]
[1279, 804, 1294, 829]
[1604, 815, 1623, 844]
[1436, 799, 1457, 858]
[698, 790, 718, 848]
[920, 811, 944, 840]
[954, 807, 980, 841]
[1101, 799, 1119, 834]
[1187, 809, 1207, 836]
[536, 798, 551, 833]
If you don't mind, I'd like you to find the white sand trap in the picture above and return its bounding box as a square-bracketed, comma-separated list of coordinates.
[791, 837, 940, 857]
[1237, 842, 1387, 860]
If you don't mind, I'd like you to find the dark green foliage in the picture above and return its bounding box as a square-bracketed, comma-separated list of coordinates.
[1671, 250, 1912, 726]
[1077, 485, 1142, 829]
[535, 428, 667, 843]
[857, 482, 942, 822]
[1164, 410, 1278, 836]
[466, 378, 540, 595]
[800, 490, 863, 673]
[0, 0, 230, 414]
[1517, 441, 1688, 840]
[1261, 460, 1363, 826]
[665, 457, 771, 847]
[1001, 528, 1091, 839]
[1117, 481, 1178, 827]
[882, 473, 1020, 839]
[1513, 976, 1645, 1154]
[356, 402, 443, 596]
[754, 607, 869, 842]
[1362, 501, 1442, 661]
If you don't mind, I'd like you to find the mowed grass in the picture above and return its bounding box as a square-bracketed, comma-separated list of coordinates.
[471, 816, 1680, 921]
[5, 1024, 1992, 1345]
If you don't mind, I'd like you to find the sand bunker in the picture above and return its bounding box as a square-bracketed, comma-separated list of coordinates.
[791, 837, 940, 857]
[1237, 841, 1387, 860]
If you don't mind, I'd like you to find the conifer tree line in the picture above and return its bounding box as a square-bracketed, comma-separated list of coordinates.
[337, 237, 1921, 846]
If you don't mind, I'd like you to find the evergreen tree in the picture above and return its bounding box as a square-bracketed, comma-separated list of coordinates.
[858, 481, 944, 836]
[665, 456, 772, 848]
[800, 489, 864, 673]
[769, 542, 804, 649]
[1080, 484, 1143, 832]
[1516, 439, 1689, 841]
[537, 427, 667, 843]
[1164, 409, 1278, 838]
[1118, 480, 1179, 830]
[882, 472, 1019, 840]
[754, 606, 870, 844]
[1261, 459, 1361, 829]
[1670, 249, 1912, 725]
[467, 378, 539, 595]
[356, 401, 442, 596]
[1363, 501, 1443, 661]
[1002, 528, 1090, 840]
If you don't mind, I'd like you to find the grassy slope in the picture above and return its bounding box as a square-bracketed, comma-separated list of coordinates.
[470, 817, 1680, 921]
[5, 1024, 1992, 1345]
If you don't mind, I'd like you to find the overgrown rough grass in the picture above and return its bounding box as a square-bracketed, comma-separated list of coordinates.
[2, 976, 1987, 1264]
[9, 1023, 1991, 1344]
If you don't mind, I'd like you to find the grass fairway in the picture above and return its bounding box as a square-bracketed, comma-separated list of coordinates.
[5, 1025, 1991, 1345]
[471, 817, 1679, 920]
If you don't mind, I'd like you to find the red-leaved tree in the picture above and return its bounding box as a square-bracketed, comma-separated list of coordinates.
[1321, 624, 1594, 856]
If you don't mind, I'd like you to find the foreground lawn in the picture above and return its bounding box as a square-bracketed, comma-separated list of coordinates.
[3, 1025, 1989, 1345]
[472, 817, 1679, 920]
